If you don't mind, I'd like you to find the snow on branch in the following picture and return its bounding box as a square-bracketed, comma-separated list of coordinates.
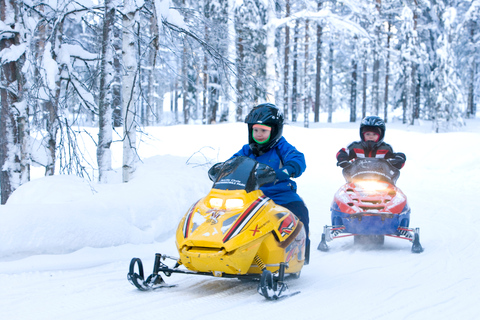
[270, 8, 370, 39]
[0, 43, 26, 64]
[61, 44, 99, 62]
[155, 0, 186, 30]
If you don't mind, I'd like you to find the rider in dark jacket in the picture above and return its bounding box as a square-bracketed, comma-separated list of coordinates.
[336, 116, 406, 169]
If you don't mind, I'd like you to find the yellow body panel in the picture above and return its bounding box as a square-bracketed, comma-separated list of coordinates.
[176, 188, 305, 276]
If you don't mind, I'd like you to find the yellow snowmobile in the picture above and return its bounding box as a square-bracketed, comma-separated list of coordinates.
[128, 156, 307, 300]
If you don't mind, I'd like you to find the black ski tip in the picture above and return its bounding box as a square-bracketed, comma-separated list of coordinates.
[411, 232, 424, 254]
[317, 233, 329, 252]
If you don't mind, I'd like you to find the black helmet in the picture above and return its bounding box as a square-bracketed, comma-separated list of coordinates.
[360, 116, 386, 146]
[245, 103, 284, 156]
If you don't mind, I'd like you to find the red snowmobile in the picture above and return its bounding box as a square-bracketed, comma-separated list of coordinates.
[317, 158, 423, 253]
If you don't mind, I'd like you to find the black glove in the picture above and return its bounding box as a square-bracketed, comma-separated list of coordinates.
[387, 153, 406, 169]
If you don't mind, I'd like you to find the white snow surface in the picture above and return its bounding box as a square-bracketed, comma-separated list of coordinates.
[1, 117, 480, 319]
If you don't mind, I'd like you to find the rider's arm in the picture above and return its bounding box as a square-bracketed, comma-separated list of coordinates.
[336, 143, 357, 167]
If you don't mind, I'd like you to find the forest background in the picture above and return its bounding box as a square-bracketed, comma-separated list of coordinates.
[0, 0, 479, 204]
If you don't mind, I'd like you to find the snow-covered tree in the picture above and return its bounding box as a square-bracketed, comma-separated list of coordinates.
[121, 0, 140, 182]
[0, 0, 29, 204]
[97, 0, 115, 183]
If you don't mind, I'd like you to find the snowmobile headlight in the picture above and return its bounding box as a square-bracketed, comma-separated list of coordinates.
[356, 181, 388, 192]
[209, 198, 223, 208]
[225, 199, 244, 209]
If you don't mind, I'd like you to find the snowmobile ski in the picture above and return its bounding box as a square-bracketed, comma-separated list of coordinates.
[257, 263, 300, 300]
[127, 257, 177, 291]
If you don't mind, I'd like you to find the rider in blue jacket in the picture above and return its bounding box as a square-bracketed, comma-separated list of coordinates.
[230, 103, 310, 263]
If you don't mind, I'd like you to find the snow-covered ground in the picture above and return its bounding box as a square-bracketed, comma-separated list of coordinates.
[1, 116, 480, 320]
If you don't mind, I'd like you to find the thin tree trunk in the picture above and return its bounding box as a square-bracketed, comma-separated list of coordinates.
[149, 8, 159, 125]
[203, 54, 208, 123]
[227, 0, 237, 119]
[97, 0, 115, 183]
[236, 36, 244, 122]
[304, 19, 310, 128]
[46, 18, 66, 177]
[174, 78, 179, 122]
[0, 0, 27, 204]
[384, 15, 391, 122]
[314, 0, 323, 122]
[410, 4, 418, 125]
[291, 19, 299, 122]
[122, 0, 139, 183]
[467, 20, 476, 118]
[208, 72, 219, 124]
[372, 0, 381, 115]
[350, 58, 357, 123]
[362, 53, 367, 119]
[265, 0, 276, 102]
[283, 0, 290, 119]
[327, 41, 333, 123]
[183, 41, 189, 124]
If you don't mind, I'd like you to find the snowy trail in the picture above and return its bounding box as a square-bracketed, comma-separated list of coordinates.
[2, 121, 480, 319]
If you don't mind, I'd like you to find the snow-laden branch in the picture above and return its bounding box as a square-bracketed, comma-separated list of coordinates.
[155, 0, 186, 30]
[61, 44, 99, 62]
[267, 8, 370, 39]
[0, 43, 26, 64]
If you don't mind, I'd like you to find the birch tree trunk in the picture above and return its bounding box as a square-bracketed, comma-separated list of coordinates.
[45, 19, 65, 177]
[0, 0, 28, 204]
[149, 7, 160, 125]
[122, 0, 139, 183]
[97, 0, 115, 183]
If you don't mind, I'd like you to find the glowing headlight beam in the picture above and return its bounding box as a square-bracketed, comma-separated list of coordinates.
[355, 181, 389, 192]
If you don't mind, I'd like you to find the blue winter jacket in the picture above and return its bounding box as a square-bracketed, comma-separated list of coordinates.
[231, 137, 306, 205]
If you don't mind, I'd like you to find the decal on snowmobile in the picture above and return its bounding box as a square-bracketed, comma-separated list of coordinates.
[183, 200, 200, 238]
[278, 213, 298, 237]
[206, 209, 225, 225]
[222, 195, 269, 243]
[215, 178, 245, 188]
[250, 220, 270, 237]
[250, 224, 260, 236]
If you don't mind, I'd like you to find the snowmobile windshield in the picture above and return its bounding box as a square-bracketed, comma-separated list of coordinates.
[343, 158, 400, 185]
[212, 156, 276, 193]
